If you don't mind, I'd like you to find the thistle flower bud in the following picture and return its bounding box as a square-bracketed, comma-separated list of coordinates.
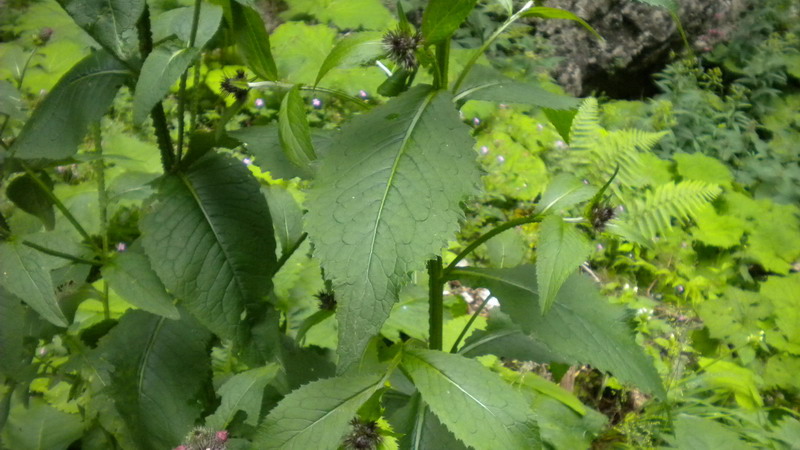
[382, 28, 421, 71]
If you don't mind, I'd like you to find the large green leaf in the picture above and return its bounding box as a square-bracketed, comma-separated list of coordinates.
[140, 152, 277, 339]
[454, 65, 581, 110]
[315, 31, 384, 87]
[536, 215, 591, 314]
[10, 51, 130, 160]
[453, 267, 666, 398]
[56, 0, 144, 62]
[535, 174, 596, 215]
[2, 398, 82, 450]
[205, 364, 280, 430]
[0, 241, 67, 327]
[279, 84, 316, 170]
[133, 44, 200, 124]
[102, 241, 180, 319]
[93, 309, 212, 449]
[305, 86, 480, 371]
[390, 393, 468, 450]
[253, 371, 386, 449]
[400, 348, 541, 449]
[231, 2, 277, 81]
[422, 0, 478, 44]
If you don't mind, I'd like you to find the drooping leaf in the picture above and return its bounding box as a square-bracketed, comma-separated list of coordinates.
[454, 65, 581, 110]
[101, 242, 180, 319]
[230, 2, 278, 81]
[151, 4, 223, 49]
[390, 393, 468, 450]
[93, 309, 212, 449]
[56, 0, 144, 62]
[10, 51, 130, 160]
[422, 0, 479, 44]
[521, 7, 603, 41]
[140, 152, 277, 339]
[536, 215, 591, 314]
[6, 172, 56, 230]
[263, 186, 304, 255]
[205, 364, 280, 430]
[305, 86, 480, 371]
[315, 32, 384, 87]
[2, 397, 82, 450]
[535, 174, 596, 215]
[133, 44, 200, 124]
[400, 348, 541, 449]
[454, 267, 666, 398]
[253, 371, 386, 449]
[278, 84, 316, 170]
[0, 241, 67, 327]
[460, 310, 559, 363]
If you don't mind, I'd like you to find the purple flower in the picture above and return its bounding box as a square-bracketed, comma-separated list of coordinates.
[359, 90, 369, 99]
[216, 430, 229, 442]
[472, 117, 481, 126]
[115, 242, 127, 252]
[480, 146, 489, 155]
[497, 155, 505, 163]
[254, 98, 265, 109]
[311, 98, 322, 109]
[242, 157, 252, 166]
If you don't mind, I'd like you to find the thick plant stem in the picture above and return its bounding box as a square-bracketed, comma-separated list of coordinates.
[176, 0, 203, 163]
[92, 123, 110, 319]
[428, 257, 444, 351]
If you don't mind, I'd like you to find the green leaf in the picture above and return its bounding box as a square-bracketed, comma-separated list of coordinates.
[94, 309, 212, 449]
[253, 371, 386, 449]
[151, 4, 223, 49]
[279, 84, 316, 169]
[390, 393, 468, 450]
[422, 0, 478, 44]
[536, 215, 591, 314]
[400, 348, 541, 449]
[10, 51, 130, 160]
[0, 80, 24, 119]
[264, 186, 304, 255]
[484, 228, 526, 269]
[2, 397, 82, 450]
[0, 287, 31, 380]
[206, 364, 280, 430]
[305, 86, 480, 371]
[140, 152, 277, 339]
[460, 311, 558, 363]
[521, 7, 603, 41]
[535, 174, 596, 215]
[496, 0, 513, 14]
[133, 44, 200, 124]
[6, 172, 56, 230]
[543, 108, 577, 143]
[283, 0, 394, 30]
[692, 205, 745, 248]
[56, 0, 144, 62]
[315, 31, 384, 87]
[454, 65, 581, 110]
[231, 2, 278, 81]
[0, 241, 67, 327]
[454, 267, 666, 398]
[102, 242, 180, 320]
[674, 152, 733, 187]
[671, 415, 750, 450]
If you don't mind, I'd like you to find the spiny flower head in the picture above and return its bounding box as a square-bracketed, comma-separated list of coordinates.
[382, 28, 421, 71]
[342, 418, 382, 450]
[220, 69, 249, 101]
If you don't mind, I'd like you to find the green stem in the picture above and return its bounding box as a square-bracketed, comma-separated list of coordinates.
[214, 96, 247, 142]
[443, 215, 543, 277]
[449, 292, 493, 353]
[7, 236, 97, 265]
[92, 123, 110, 320]
[176, 0, 203, 164]
[434, 41, 450, 90]
[274, 233, 308, 274]
[428, 257, 444, 351]
[452, 1, 533, 93]
[189, 58, 202, 134]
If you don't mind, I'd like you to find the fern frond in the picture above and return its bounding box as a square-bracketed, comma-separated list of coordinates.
[608, 180, 722, 245]
[569, 98, 603, 152]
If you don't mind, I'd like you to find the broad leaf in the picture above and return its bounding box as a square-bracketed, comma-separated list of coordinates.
[133, 44, 200, 124]
[231, 2, 278, 81]
[536, 215, 591, 314]
[278, 84, 316, 170]
[253, 371, 386, 449]
[102, 242, 180, 319]
[305, 86, 480, 371]
[422, 0, 478, 44]
[151, 4, 223, 49]
[263, 186, 304, 255]
[0, 241, 67, 327]
[93, 309, 212, 449]
[205, 364, 280, 430]
[10, 51, 130, 160]
[390, 393, 468, 450]
[535, 174, 596, 215]
[315, 31, 384, 87]
[521, 7, 603, 41]
[141, 152, 277, 339]
[400, 348, 541, 449]
[454, 65, 581, 110]
[454, 267, 666, 398]
[56, 0, 144, 62]
[6, 172, 56, 230]
[2, 397, 82, 450]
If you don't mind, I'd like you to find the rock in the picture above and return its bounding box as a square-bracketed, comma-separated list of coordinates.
[533, 0, 748, 98]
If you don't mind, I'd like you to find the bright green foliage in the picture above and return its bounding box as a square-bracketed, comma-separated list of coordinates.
[230, 2, 278, 81]
[283, 0, 394, 30]
[454, 65, 581, 110]
[536, 215, 591, 314]
[692, 205, 746, 248]
[670, 415, 751, 450]
[133, 45, 200, 124]
[536, 174, 596, 215]
[674, 152, 734, 187]
[101, 242, 180, 320]
[56, 0, 144, 63]
[278, 84, 316, 170]
[484, 228, 527, 268]
[141, 152, 277, 339]
[10, 51, 130, 160]
[454, 267, 666, 398]
[761, 274, 800, 355]
[422, 0, 479, 44]
[0, 241, 67, 327]
[305, 86, 479, 370]
[609, 181, 721, 245]
[205, 364, 280, 430]
[253, 371, 386, 449]
[315, 32, 384, 87]
[401, 348, 541, 449]
[1, 397, 83, 450]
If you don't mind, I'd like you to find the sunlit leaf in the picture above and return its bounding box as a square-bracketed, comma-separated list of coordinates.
[133, 44, 200, 124]
[536, 215, 591, 314]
